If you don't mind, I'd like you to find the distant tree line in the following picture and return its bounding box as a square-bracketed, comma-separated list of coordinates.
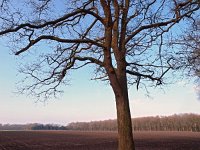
[67, 119, 118, 131]
[67, 114, 200, 132]
[133, 114, 200, 132]
[0, 123, 67, 130]
[31, 123, 67, 130]
[0, 124, 32, 130]
[1, 114, 200, 131]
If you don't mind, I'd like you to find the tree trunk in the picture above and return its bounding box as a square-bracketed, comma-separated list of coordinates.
[104, 54, 135, 149]
[115, 91, 135, 150]
[111, 68, 135, 150]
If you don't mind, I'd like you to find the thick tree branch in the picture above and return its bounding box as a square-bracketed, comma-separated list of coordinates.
[15, 35, 105, 55]
[74, 56, 104, 67]
[126, 66, 171, 86]
[126, 70, 160, 82]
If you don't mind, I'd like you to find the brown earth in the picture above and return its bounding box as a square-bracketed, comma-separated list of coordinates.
[0, 131, 200, 150]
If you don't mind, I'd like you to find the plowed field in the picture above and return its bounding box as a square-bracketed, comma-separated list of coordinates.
[0, 131, 200, 150]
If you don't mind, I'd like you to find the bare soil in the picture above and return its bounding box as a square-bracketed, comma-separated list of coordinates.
[0, 131, 199, 150]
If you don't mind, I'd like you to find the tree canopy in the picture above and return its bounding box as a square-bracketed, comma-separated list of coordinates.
[0, 0, 199, 99]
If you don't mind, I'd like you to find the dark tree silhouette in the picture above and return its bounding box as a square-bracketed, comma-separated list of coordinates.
[0, 0, 199, 149]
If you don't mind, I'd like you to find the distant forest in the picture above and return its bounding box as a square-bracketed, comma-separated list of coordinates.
[0, 123, 67, 130]
[68, 113, 200, 132]
[1, 114, 200, 132]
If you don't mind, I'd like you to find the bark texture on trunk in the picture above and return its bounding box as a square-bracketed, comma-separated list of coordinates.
[108, 68, 135, 150]
[116, 94, 135, 150]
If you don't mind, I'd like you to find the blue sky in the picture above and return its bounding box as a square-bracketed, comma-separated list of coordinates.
[1, 42, 200, 125]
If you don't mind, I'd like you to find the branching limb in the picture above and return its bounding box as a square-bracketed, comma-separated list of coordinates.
[15, 35, 104, 55]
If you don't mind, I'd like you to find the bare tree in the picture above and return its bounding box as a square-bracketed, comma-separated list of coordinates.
[184, 20, 200, 98]
[0, 0, 199, 149]
[172, 18, 200, 98]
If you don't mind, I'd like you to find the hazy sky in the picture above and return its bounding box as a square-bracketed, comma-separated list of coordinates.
[1, 42, 200, 125]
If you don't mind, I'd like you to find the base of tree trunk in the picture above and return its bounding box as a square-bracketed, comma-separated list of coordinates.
[116, 95, 135, 150]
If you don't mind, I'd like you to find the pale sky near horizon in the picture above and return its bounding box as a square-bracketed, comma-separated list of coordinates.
[1, 43, 200, 125]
